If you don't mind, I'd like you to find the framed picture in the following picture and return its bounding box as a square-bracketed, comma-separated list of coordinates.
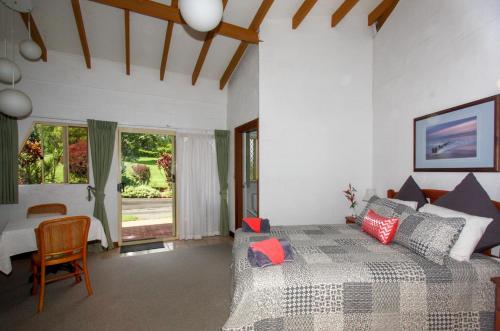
[414, 94, 500, 172]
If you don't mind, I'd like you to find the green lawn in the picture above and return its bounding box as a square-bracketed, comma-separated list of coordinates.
[122, 214, 138, 222]
[43, 154, 64, 183]
[124, 157, 168, 189]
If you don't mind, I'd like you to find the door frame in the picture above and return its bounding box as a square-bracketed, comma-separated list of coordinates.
[234, 118, 259, 230]
[117, 127, 177, 246]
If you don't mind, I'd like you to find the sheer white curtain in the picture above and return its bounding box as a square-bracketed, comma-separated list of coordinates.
[177, 130, 220, 240]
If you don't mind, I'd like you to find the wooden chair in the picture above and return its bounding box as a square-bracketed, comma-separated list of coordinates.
[31, 216, 93, 313]
[27, 203, 67, 218]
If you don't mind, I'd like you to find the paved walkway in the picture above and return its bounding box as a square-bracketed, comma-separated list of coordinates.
[122, 224, 173, 242]
[122, 198, 173, 226]
[121, 198, 174, 241]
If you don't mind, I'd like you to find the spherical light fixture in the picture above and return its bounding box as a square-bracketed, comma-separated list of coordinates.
[0, 88, 32, 118]
[19, 39, 41, 61]
[18, 11, 42, 61]
[0, 0, 33, 13]
[0, 57, 21, 84]
[179, 0, 223, 32]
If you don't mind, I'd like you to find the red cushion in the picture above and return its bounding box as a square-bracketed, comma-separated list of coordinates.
[361, 209, 399, 244]
[250, 237, 285, 265]
[243, 218, 262, 232]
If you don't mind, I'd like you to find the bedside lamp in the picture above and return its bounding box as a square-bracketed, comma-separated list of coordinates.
[363, 188, 377, 202]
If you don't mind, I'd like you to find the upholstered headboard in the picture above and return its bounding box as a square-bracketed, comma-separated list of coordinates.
[387, 189, 500, 211]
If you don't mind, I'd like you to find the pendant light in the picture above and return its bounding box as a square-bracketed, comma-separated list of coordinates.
[19, 11, 42, 61]
[0, 88, 32, 118]
[0, 6, 21, 84]
[0, 57, 20, 83]
[0, 0, 32, 13]
[0, 4, 32, 118]
[179, 0, 223, 32]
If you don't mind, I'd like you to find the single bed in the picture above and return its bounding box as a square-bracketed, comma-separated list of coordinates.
[223, 190, 500, 330]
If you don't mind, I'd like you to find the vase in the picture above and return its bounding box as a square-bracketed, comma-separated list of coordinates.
[350, 206, 357, 218]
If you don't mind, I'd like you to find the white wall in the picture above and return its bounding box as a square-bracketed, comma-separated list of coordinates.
[0, 51, 227, 240]
[227, 46, 259, 231]
[258, 3, 375, 225]
[373, 0, 500, 200]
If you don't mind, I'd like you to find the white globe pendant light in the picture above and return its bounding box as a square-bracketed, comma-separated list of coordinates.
[0, 3, 33, 119]
[179, 0, 223, 32]
[0, 0, 32, 13]
[0, 88, 32, 118]
[19, 12, 42, 61]
[0, 57, 21, 84]
[19, 39, 41, 61]
[0, 3, 21, 83]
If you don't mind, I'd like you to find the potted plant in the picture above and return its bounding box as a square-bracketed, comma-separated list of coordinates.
[343, 183, 358, 217]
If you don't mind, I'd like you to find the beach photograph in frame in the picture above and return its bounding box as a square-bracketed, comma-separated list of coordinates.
[414, 94, 500, 172]
[425, 116, 477, 160]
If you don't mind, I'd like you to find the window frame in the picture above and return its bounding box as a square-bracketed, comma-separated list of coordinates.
[19, 121, 89, 185]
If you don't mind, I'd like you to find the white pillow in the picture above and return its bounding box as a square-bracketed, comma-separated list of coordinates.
[419, 204, 493, 261]
[389, 199, 418, 210]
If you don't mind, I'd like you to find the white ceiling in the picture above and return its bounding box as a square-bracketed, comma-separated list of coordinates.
[2, 0, 373, 80]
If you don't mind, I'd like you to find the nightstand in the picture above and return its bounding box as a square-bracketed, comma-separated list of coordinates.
[345, 216, 356, 224]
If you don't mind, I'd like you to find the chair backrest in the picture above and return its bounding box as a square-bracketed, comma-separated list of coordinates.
[27, 203, 67, 217]
[35, 216, 91, 258]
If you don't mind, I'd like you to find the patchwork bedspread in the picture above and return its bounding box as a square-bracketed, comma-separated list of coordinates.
[223, 224, 500, 330]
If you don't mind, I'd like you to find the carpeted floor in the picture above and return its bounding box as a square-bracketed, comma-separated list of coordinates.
[0, 238, 233, 331]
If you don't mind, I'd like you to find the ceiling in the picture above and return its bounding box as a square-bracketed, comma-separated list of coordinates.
[2, 0, 384, 82]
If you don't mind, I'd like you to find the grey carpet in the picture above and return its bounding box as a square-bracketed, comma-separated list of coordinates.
[0, 242, 233, 331]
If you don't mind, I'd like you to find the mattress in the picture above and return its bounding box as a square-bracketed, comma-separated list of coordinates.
[224, 224, 500, 330]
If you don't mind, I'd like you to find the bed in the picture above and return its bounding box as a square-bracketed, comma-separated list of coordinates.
[223, 190, 500, 330]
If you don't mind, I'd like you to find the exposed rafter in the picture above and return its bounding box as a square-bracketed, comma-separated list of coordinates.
[292, 0, 317, 29]
[89, 0, 259, 44]
[191, 0, 229, 86]
[124, 9, 130, 75]
[71, 0, 91, 69]
[220, 0, 274, 90]
[368, 0, 397, 26]
[219, 43, 247, 90]
[160, 0, 177, 81]
[331, 0, 359, 27]
[19, 12, 47, 62]
[376, 0, 399, 31]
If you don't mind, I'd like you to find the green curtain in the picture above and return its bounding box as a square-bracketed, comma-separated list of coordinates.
[87, 119, 117, 249]
[0, 114, 18, 204]
[214, 130, 230, 236]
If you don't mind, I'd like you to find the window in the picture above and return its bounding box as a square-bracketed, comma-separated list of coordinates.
[18, 123, 89, 184]
[247, 132, 258, 182]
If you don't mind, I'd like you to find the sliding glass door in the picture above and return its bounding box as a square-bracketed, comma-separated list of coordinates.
[117, 128, 176, 245]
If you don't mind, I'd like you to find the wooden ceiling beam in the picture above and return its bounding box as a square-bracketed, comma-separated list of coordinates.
[368, 0, 397, 26]
[331, 0, 359, 27]
[89, 0, 259, 44]
[191, 0, 228, 86]
[124, 9, 130, 75]
[160, 0, 177, 81]
[376, 0, 399, 31]
[71, 0, 91, 69]
[219, 43, 248, 90]
[220, 0, 274, 90]
[292, 0, 317, 29]
[19, 12, 47, 62]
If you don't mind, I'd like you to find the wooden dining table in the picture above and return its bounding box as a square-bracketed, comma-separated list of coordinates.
[0, 215, 108, 275]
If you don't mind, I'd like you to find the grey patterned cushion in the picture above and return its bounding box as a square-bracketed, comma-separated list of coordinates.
[393, 212, 466, 265]
[355, 196, 416, 226]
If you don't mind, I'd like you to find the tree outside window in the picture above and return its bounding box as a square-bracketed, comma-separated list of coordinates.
[18, 123, 89, 184]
